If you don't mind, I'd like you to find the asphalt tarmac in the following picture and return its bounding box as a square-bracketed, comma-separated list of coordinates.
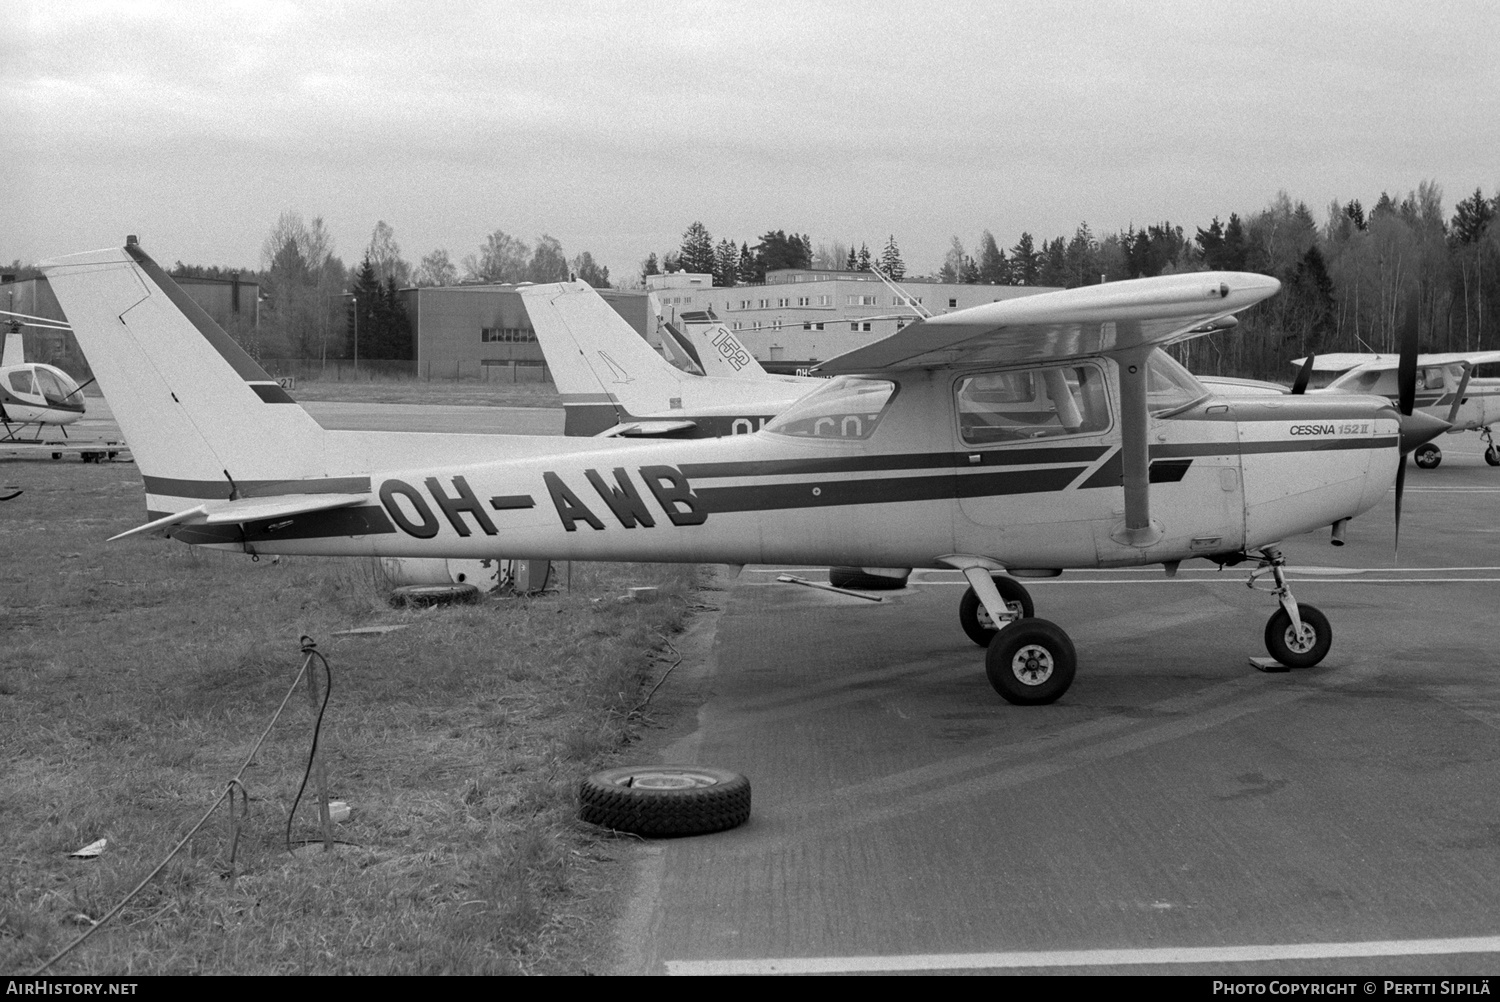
[616, 440, 1500, 976]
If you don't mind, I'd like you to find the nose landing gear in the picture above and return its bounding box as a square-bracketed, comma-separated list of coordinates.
[1483, 427, 1499, 467]
[1249, 546, 1332, 669]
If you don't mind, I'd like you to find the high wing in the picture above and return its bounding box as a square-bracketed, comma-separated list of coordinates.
[815, 272, 1280, 374]
[1292, 350, 1500, 373]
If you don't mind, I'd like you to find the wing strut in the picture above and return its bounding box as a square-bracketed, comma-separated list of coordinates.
[1110, 344, 1163, 547]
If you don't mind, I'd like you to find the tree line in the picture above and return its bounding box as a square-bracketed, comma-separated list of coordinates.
[658, 183, 1500, 380]
[168, 215, 615, 362]
[646, 226, 909, 287]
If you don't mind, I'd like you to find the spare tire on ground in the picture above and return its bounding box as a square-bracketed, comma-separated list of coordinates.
[827, 567, 909, 591]
[579, 766, 751, 837]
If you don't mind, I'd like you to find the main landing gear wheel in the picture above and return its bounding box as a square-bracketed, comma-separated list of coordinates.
[1263, 605, 1332, 669]
[1414, 443, 1442, 469]
[958, 575, 1034, 647]
[986, 619, 1076, 705]
[1486, 446, 1500, 467]
[578, 766, 751, 837]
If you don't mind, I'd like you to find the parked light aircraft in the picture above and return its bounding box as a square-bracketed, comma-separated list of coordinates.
[1289, 352, 1500, 468]
[0, 319, 88, 440]
[42, 238, 1449, 704]
[527, 290, 813, 438]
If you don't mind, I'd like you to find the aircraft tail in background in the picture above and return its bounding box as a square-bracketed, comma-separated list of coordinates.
[521, 282, 690, 434]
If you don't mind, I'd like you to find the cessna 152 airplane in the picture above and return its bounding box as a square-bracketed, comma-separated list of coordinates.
[1288, 351, 1500, 469]
[42, 238, 1448, 704]
[0, 319, 88, 440]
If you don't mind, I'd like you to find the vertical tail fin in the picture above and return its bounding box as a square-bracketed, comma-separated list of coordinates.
[679, 320, 770, 379]
[521, 282, 687, 433]
[41, 238, 327, 509]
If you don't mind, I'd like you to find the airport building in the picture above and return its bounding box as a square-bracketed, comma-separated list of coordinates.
[399, 284, 650, 382]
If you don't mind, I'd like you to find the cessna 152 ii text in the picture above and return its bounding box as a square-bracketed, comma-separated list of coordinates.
[42, 238, 1448, 704]
[1289, 351, 1500, 469]
[0, 320, 88, 440]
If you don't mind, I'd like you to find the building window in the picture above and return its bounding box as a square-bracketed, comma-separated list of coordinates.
[481, 326, 535, 343]
[819, 295, 832, 306]
[815, 322, 824, 331]
[948, 298, 957, 308]
[803, 322, 812, 330]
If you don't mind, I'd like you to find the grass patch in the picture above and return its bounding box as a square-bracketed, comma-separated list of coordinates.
[0, 460, 700, 974]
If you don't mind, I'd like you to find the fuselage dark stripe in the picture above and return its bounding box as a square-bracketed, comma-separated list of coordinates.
[142, 474, 373, 499]
[682, 445, 1110, 479]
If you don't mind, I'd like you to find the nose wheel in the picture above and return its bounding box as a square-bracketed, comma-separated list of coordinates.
[1483, 428, 1499, 467]
[1413, 443, 1441, 469]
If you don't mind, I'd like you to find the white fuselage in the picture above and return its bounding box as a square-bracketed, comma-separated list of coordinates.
[159, 367, 1400, 572]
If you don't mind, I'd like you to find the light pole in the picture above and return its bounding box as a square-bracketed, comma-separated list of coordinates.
[343, 292, 359, 380]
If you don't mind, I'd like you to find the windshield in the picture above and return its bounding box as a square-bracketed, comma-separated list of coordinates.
[33, 367, 77, 405]
[1146, 349, 1208, 415]
[764, 377, 898, 441]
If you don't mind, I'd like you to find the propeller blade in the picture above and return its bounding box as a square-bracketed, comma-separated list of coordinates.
[1397, 291, 1419, 416]
[1445, 363, 1474, 425]
[1393, 454, 1406, 561]
[1291, 353, 1316, 395]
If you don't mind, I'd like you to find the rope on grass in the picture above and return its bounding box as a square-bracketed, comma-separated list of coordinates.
[32, 637, 328, 975]
[631, 635, 682, 714]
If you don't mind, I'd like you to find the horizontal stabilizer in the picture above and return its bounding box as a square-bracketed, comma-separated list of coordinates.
[108, 493, 368, 541]
[598, 419, 699, 437]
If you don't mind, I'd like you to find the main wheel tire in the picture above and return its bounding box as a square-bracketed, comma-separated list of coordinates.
[1414, 443, 1441, 469]
[579, 766, 750, 837]
[1264, 604, 1332, 669]
[1485, 445, 1500, 467]
[985, 618, 1076, 705]
[827, 567, 909, 590]
[958, 575, 1035, 647]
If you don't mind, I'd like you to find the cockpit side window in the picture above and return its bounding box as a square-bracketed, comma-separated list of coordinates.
[8, 370, 36, 395]
[956, 363, 1110, 445]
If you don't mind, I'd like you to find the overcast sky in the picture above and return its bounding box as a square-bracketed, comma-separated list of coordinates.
[5, 0, 1498, 280]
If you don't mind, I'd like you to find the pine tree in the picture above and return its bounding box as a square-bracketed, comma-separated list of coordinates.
[857, 243, 871, 272]
[737, 242, 761, 285]
[879, 235, 905, 279]
[977, 231, 1008, 284]
[846, 246, 858, 270]
[714, 238, 739, 288]
[679, 222, 716, 274]
[641, 253, 660, 284]
[1009, 233, 1040, 285]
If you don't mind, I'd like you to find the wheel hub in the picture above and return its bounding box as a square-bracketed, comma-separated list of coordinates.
[1011, 644, 1055, 685]
[1283, 623, 1317, 655]
[615, 770, 722, 790]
